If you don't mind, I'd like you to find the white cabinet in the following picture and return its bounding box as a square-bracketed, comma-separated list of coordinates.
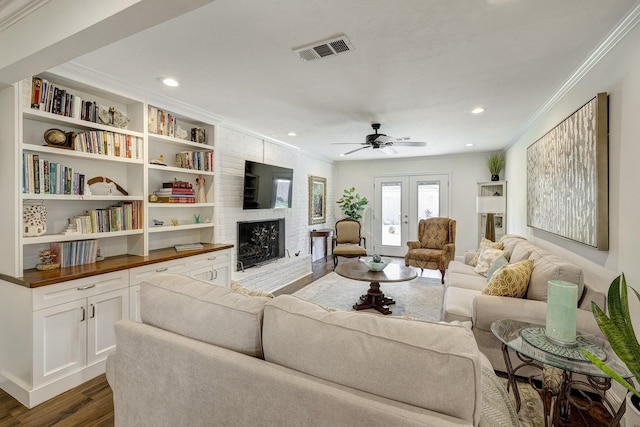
[130, 248, 232, 322]
[32, 271, 128, 386]
[189, 250, 230, 285]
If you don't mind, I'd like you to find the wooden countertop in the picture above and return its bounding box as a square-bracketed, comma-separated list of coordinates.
[0, 243, 234, 288]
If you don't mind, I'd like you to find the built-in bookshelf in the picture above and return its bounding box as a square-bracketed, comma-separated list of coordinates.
[0, 73, 218, 277]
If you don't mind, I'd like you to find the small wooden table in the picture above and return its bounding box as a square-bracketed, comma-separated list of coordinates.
[335, 261, 417, 315]
[310, 229, 332, 262]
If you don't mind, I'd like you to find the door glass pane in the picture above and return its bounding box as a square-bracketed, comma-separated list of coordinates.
[417, 181, 440, 219]
[381, 182, 402, 246]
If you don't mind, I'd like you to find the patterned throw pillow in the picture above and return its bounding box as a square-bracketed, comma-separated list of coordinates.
[473, 247, 505, 276]
[482, 259, 534, 298]
[486, 255, 509, 280]
[231, 281, 274, 298]
[470, 238, 504, 267]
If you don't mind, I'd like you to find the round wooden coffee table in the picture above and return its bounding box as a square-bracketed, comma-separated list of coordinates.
[335, 261, 417, 315]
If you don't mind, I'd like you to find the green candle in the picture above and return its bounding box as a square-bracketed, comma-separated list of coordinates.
[545, 280, 578, 346]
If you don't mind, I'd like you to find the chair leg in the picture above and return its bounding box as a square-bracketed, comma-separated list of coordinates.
[440, 269, 445, 284]
[333, 255, 338, 270]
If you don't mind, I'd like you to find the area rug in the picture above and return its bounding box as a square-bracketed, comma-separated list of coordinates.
[292, 271, 444, 320]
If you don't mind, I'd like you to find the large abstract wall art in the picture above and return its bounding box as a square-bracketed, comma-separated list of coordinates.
[527, 93, 608, 250]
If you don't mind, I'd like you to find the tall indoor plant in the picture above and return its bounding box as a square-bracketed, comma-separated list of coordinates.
[582, 273, 640, 421]
[487, 153, 505, 181]
[336, 187, 368, 221]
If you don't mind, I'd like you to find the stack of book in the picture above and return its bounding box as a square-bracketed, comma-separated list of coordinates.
[152, 181, 195, 203]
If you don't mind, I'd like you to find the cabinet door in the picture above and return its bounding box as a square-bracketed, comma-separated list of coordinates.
[87, 288, 129, 365]
[33, 299, 87, 387]
[189, 250, 231, 287]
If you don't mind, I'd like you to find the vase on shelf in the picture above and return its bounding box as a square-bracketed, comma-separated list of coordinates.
[491, 174, 499, 181]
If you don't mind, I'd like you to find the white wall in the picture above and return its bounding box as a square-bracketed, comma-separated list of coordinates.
[505, 21, 640, 295]
[216, 126, 337, 268]
[335, 153, 491, 258]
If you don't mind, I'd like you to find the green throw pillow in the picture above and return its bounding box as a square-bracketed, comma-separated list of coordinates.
[486, 255, 509, 281]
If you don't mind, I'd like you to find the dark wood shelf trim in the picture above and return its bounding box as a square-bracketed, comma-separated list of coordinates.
[1, 243, 234, 288]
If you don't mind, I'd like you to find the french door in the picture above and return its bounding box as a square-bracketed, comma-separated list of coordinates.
[373, 174, 449, 257]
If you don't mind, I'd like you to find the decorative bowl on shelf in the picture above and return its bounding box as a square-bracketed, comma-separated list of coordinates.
[361, 256, 390, 272]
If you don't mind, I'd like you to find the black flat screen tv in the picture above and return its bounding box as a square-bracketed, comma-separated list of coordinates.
[243, 160, 293, 209]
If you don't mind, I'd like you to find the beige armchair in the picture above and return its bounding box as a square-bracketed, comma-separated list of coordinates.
[332, 219, 367, 268]
[405, 217, 456, 284]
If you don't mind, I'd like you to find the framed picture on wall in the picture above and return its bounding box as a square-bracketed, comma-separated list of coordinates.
[309, 175, 327, 225]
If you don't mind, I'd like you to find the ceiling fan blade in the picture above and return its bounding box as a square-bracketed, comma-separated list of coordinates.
[330, 142, 365, 145]
[393, 141, 427, 147]
[380, 146, 398, 156]
[341, 146, 370, 156]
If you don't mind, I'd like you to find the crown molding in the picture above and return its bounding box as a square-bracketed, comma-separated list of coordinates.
[507, 2, 640, 148]
[0, 0, 50, 32]
[49, 61, 226, 125]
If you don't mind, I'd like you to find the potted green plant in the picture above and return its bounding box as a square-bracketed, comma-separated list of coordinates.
[582, 273, 640, 422]
[487, 153, 505, 181]
[336, 187, 369, 221]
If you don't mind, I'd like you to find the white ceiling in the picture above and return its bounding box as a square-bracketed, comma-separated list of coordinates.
[20, 0, 640, 160]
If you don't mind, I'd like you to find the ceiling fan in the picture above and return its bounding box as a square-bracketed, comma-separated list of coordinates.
[332, 123, 427, 156]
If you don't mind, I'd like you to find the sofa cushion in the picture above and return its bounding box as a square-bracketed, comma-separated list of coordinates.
[473, 247, 505, 276]
[140, 273, 270, 358]
[446, 262, 488, 291]
[263, 295, 482, 424]
[483, 259, 534, 298]
[509, 240, 537, 263]
[443, 286, 483, 322]
[498, 235, 527, 260]
[470, 238, 504, 266]
[527, 255, 584, 302]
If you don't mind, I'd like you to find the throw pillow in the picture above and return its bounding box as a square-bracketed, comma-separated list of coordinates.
[486, 255, 509, 280]
[231, 281, 274, 298]
[473, 247, 505, 276]
[470, 238, 504, 267]
[482, 259, 534, 298]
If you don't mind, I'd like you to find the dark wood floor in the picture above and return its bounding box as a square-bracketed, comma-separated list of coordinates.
[0, 258, 618, 426]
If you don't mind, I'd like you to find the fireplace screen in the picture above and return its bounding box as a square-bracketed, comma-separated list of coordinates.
[237, 219, 285, 270]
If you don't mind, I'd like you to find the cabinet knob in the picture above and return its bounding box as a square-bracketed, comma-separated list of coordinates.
[207, 257, 216, 261]
[90, 304, 96, 319]
[77, 284, 96, 291]
[80, 306, 86, 322]
[156, 267, 168, 272]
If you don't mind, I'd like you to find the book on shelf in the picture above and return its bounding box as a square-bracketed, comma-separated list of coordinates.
[162, 180, 193, 189]
[29, 76, 99, 124]
[22, 153, 86, 195]
[154, 188, 195, 196]
[175, 150, 214, 171]
[73, 130, 143, 160]
[49, 239, 99, 268]
[174, 243, 204, 252]
[62, 201, 143, 234]
[151, 196, 196, 204]
[148, 105, 177, 137]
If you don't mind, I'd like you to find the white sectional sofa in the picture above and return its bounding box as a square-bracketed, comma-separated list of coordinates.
[106, 273, 518, 427]
[443, 235, 605, 373]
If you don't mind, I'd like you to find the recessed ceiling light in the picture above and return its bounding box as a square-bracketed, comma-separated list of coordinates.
[471, 107, 485, 114]
[466, 143, 474, 147]
[287, 132, 297, 137]
[159, 77, 180, 87]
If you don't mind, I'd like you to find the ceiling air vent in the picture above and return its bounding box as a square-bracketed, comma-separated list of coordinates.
[292, 34, 354, 61]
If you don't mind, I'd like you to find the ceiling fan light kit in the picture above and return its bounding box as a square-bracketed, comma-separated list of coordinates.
[332, 123, 427, 156]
